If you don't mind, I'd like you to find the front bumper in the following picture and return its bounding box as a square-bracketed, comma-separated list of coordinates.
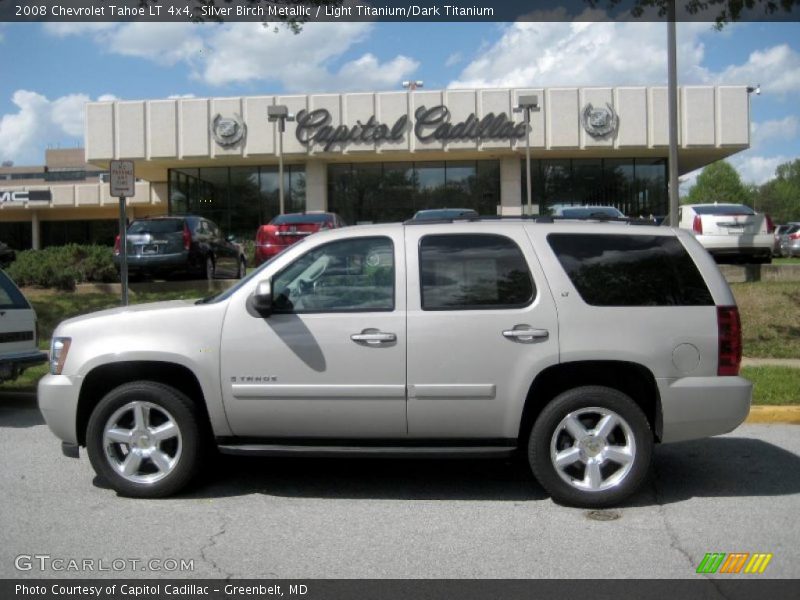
[37, 373, 82, 446]
[658, 375, 752, 443]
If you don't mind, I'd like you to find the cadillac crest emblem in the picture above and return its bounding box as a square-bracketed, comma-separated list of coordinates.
[211, 114, 246, 147]
[581, 103, 618, 138]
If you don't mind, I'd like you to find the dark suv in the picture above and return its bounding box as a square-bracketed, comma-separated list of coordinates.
[114, 216, 246, 280]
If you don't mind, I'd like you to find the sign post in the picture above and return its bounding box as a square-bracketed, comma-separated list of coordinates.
[109, 160, 135, 306]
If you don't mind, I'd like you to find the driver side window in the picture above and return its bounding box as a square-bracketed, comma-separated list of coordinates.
[272, 237, 395, 313]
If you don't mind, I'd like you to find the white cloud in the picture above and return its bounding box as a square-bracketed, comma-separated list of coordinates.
[729, 153, 791, 185]
[0, 90, 111, 165]
[715, 44, 800, 95]
[445, 52, 462, 68]
[449, 19, 714, 89]
[167, 94, 197, 99]
[42, 21, 418, 93]
[751, 116, 800, 150]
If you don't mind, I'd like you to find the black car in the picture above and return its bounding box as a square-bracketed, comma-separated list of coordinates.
[113, 216, 246, 280]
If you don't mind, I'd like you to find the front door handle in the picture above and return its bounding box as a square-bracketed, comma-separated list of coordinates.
[502, 327, 549, 343]
[351, 331, 397, 345]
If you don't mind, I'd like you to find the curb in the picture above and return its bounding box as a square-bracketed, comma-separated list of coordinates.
[746, 406, 800, 424]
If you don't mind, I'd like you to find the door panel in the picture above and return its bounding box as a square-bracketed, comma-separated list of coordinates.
[220, 232, 407, 438]
[404, 225, 560, 439]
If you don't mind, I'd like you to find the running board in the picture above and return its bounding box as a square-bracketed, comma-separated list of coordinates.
[217, 444, 517, 459]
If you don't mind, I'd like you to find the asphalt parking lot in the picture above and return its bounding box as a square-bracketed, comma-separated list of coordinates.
[1, 391, 799, 579]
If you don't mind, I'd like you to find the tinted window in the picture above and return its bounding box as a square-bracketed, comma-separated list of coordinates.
[560, 207, 624, 219]
[786, 225, 800, 234]
[692, 204, 754, 216]
[0, 272, 30, 309]
[272, 214, 332, 225]
[547, 234, 713, 306]
[129, 219, 184, 234]
[273, 237, 394, 313]
[420, 234, 535, 310]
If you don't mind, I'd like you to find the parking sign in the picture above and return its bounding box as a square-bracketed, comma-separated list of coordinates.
[109, 160, 135, 197]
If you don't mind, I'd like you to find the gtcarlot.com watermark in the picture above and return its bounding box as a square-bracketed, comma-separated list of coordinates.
[15, 554, 194, 573]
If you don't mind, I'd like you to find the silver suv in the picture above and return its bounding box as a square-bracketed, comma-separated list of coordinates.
[39, 220, 751, 507]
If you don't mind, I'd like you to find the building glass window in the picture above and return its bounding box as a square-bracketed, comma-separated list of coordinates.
[0, 222, 32, 250]
[168, 166, 306, 240]
[521, 158, 667, 217]
[40, 220, 117, 248]
[327, 160, 500, 224]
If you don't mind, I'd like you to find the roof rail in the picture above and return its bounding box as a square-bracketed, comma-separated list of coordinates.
[403, 215, 658, 226]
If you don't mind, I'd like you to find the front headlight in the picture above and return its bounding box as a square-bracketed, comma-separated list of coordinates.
[50, 337, 72, 375]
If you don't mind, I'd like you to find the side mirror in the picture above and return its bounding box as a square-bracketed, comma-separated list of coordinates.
[252, 279, 272, 316]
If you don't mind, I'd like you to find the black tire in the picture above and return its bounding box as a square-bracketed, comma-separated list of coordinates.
[528, 386, 653, 508]
[86, 381, 204, 498]
[237, 256, 246, 279]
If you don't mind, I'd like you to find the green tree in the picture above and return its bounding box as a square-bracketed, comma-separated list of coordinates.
[685, 160, 751, 205]
[753, 159, 800, 223]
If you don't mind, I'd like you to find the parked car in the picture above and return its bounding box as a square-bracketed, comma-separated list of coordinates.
[0, 270, 47, 383]
[0, 241, 16, 268]
[255, 212, 346, 266]
[411, 208, 479, 221]
[679, 203, 774, 263]
[772, 224, 793, 256]
[550, 205, 626, 219]
[40, 219, 752, 507]
[778, 222, 800, 258]
[113, 216, 246, 280]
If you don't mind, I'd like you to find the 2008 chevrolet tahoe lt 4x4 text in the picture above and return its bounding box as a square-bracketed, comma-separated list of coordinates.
[39, 219, 751, 507]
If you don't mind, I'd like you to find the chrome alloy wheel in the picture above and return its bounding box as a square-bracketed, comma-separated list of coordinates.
[549, 407, 636, 493]
[103, 401, 183, 485]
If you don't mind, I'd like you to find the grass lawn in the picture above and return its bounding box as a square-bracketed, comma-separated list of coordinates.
[730, 281, 800, 359]
[740, 366, 800, 405]
[772, 257, 799, 265]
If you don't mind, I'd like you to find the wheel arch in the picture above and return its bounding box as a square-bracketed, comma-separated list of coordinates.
[76, 361, 212, 447]
[517, 360, 662, 446]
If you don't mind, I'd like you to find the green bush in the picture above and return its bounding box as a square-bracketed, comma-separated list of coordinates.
[7, 245, 117, 291]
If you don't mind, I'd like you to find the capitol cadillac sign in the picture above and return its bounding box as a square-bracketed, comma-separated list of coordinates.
[210, 102, 620, 151]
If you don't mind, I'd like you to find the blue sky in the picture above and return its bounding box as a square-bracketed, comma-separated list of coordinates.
[0, 19, 798, 190]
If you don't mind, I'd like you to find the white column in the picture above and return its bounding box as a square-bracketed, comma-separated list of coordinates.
[304, 160, 327, 212]
[31, 211, 41, 250]
[500, 157, 522, 216]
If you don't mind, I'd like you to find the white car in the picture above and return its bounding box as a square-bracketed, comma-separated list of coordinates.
[679, 203, 773, 263]
[0, 270, 47, 382]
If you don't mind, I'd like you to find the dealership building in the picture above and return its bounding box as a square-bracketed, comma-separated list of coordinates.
[0, 86, 751, 248]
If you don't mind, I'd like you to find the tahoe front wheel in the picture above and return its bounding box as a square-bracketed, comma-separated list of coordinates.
[528, 386, 653, 507]
[86, 382, 203, 498]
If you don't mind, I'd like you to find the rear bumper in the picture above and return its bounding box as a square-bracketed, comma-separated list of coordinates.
[0, 349, 48, 381]
[254, 244, 286, 266]
[696, 234, 772, 256]
[37, 373, 82, 445]
[780, 240, 800, 257]
[658, 375, 752, 443]
[114, 251, 193, 271]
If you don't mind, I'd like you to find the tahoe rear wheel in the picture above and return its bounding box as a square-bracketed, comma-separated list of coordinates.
[86, 382, 203, 498]
[528, 386, 653, 507]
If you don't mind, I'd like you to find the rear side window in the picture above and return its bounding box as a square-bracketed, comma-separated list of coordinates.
[547, 234, 714, 306]
[0, 272, 30, 309]
[420, 234, 535, 310]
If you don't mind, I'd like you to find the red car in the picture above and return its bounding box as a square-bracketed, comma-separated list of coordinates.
[255, 212, 346, 265]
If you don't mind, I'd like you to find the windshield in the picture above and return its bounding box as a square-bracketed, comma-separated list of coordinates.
[692, 204, 755, 216]
[560, 207, 624, 219]
[196, 239, 307, 304]
[271, 213, 332, 225]
[129, 219, 184, 234]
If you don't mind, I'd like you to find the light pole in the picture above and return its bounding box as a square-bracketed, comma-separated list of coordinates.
[402, 80, 424, 91]
[667, 2, 679, 227]
[514, 95, 540, 217]
[268, 104, 295, 215]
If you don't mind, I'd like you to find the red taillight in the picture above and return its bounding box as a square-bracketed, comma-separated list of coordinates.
[717, 306, 742, 376]
[183, 223, 191, 250]
[256, 225, 277, 246]
[765, 214, 775, 234]
[113, 235, 120, 255]
[692, 215, 703, 234]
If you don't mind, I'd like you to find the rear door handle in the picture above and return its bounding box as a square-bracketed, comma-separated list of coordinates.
[502, 327, 549, 343]
[351, 331, 397, 345]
